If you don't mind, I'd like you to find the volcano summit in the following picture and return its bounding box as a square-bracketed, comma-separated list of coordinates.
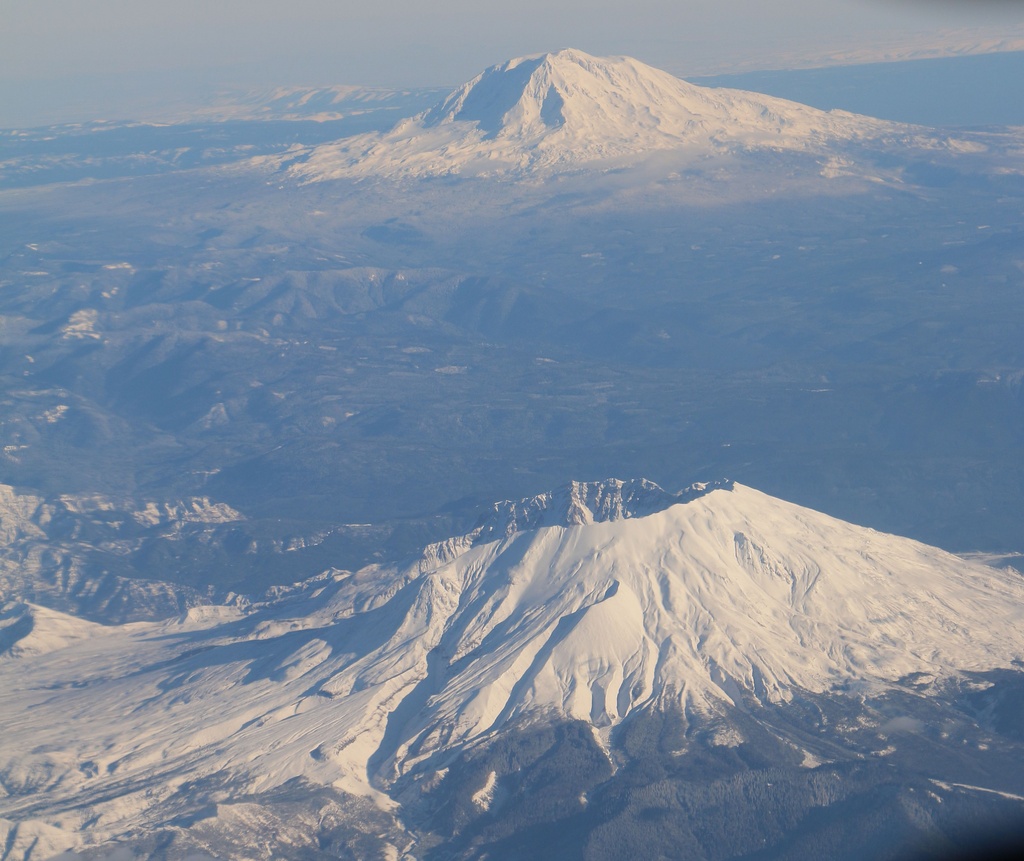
[287, 48, 908, 180]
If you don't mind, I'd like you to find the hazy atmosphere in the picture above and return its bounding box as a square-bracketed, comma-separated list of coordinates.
[3, 0, 1024, 125]
[3, 1, 1024, 859]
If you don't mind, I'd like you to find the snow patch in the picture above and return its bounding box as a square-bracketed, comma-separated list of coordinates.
[800, 750, 824, 769]
[131, 497, 243, 527]
[710, 726, 745, 748]
[42, 404, 69, 424]
[62, 309, 101, 340]
[931, 780, 1024, 802]
[471, 771, 498, 811]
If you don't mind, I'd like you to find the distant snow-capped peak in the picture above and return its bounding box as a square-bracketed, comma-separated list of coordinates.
[420, 48, 800, 142]
[285, 48, 904, 180]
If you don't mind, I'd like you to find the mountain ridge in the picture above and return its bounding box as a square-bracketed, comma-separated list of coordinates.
[471, 476, 732, 542]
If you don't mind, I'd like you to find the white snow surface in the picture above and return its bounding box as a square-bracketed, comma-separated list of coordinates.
[287, 48, 908, 180]
[3, 481, 1024, 855]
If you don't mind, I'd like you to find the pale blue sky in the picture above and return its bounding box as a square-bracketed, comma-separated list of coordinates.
[2, 0, 1022, 124]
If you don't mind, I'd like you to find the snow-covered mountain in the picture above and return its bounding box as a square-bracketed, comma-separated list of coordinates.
[285, 48, 909, 180]
[3, 479, 1024, 858]
[0, 483, 244, 622]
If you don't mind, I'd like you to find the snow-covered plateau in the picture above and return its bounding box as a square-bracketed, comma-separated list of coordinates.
[3, 480, 1024, 859]
[284, 48, 966, 181]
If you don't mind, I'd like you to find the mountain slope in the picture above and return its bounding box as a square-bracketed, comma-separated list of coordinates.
[285, 48, 910, 180]
[2, 480, 1024, 859]
[369, 480, 1024, 780]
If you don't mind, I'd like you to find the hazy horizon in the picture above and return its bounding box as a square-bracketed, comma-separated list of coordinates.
[3, 0, 1024, 127]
